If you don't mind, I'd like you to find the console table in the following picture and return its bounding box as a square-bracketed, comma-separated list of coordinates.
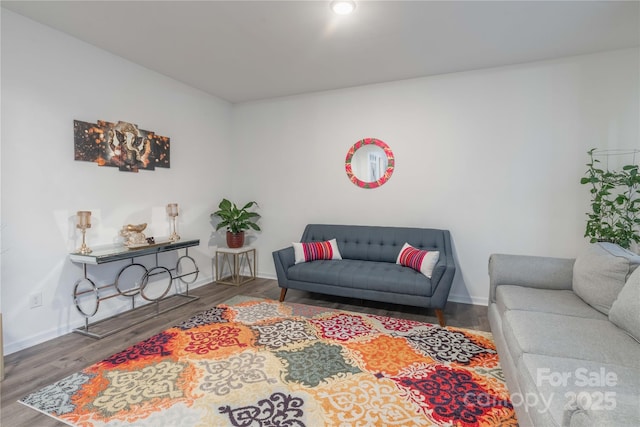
[70, 239, 200, 338]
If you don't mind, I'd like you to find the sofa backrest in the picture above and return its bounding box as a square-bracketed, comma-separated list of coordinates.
[301, 224, 452, 263]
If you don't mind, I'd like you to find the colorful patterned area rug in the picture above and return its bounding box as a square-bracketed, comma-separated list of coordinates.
[20, 296, 517, 426]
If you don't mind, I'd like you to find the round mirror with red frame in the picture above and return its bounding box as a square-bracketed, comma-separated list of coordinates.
[345, 138, 395, 189]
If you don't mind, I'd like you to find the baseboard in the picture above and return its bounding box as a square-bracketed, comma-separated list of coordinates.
[448, 293, 488, 307]
[4, 277, 212, 355]
[1, 314, 4, 381]
[259, 272, 278, 281]
[4, 326, 63, 356]
[5, 274, 486, 355]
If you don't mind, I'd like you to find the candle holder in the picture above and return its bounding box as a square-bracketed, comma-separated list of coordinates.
[167, 203, 180, 242]
[76, 211, 92, 254]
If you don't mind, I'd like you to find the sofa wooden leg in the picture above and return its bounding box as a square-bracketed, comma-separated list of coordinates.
[279, 288, 287, 302]
[435, 309, 446, 327]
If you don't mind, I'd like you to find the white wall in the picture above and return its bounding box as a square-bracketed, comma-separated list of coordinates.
[1, 10, 232, 354]
[2, 8, 638, 355]
[232, 48, 640, 305]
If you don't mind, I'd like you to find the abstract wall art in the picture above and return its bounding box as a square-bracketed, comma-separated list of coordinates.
[74, 120, 170, 172]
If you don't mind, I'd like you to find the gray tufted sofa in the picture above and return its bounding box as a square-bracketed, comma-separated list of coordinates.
[272, 224, 456, 326]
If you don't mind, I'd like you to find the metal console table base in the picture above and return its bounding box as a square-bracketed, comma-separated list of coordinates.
[72, 293, 199, 339]
[70, 239, 200, 339]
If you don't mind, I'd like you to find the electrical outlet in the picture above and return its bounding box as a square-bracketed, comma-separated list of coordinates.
[29, 292, 43, 308]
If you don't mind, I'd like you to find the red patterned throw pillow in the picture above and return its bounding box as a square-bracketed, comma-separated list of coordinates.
[293, 238, 343, 264]
[396, 242, 440, 278]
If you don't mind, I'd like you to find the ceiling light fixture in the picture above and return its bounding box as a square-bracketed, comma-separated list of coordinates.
[330, 0, 356, 15]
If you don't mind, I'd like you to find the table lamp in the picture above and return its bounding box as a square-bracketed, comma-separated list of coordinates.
[167, 203, 180, 242]
[76, 211, 92, 254]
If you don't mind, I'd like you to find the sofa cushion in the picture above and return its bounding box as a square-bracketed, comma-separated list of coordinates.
[572, 242, 640, 314]
[496, 285, 606, 320]
[517, 353, 640, 427]
[287, 259, 433, 297]
[609, 267, 640, 343]
[568, 406, 640, 427]
[502, 310, 640, 368]
[292, 238, 342, 264]
[568, 404, 640, 427]
[395, 242, 439, 278]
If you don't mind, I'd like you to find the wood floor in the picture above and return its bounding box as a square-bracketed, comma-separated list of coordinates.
[0, 278, 489, 427]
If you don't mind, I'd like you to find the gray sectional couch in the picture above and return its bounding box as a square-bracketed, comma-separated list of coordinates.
[272, 224, 456, 326]
[488, 243, 640, 427]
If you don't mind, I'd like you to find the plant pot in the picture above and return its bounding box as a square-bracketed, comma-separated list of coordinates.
[226, 231, 245, 248]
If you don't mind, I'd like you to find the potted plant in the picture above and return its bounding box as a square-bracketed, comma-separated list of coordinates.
[211, 198, 260, 248]
[580, 148, 640, 249]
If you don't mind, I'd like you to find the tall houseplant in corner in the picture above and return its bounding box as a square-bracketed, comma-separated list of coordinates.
[211, 198, 260, 248]
[581, 148, 640, 250]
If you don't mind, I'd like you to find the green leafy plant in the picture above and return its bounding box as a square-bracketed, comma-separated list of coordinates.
[211, 199, 261, 234]
[580, 148, 640, 249]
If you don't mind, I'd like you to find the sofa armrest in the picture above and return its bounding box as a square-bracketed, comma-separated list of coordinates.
[430, 254, 456, 309]
[272, 246, 295, 287]
[488, 254, 575, 303]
